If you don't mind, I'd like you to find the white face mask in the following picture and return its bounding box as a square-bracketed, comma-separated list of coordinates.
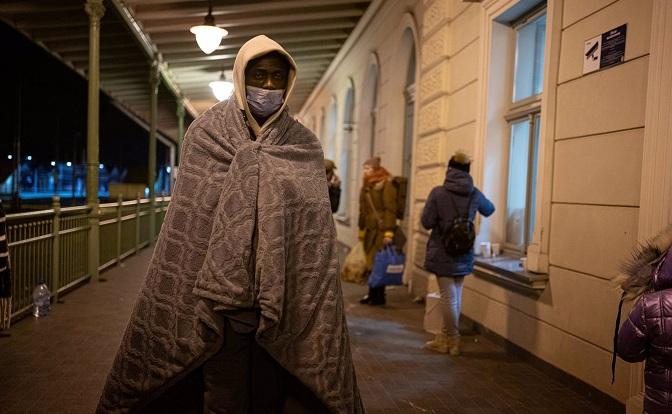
[245, 86, 285, 118]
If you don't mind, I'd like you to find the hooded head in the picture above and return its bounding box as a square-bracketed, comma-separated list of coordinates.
[362, 156, 389, 187]
[233, 35, 297, 135]
[444, 150, 474, 194]
[619, 224, 672, 300]
[448, 150, 471, 173]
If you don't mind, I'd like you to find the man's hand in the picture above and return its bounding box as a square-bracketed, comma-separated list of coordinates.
[330, 174, 341, 188]
[383, 230, 394, 245]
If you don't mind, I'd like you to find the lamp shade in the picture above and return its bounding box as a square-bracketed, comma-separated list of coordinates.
[190, 25, 228, 54]
[209, 79, 234, 101]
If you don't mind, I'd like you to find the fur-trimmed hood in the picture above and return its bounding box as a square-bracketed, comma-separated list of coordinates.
[620, 224, 672, 299]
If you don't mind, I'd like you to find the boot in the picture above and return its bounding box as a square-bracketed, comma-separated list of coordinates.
[369, 287, 386, 306]
[424, 333, 450, 353]
[359, 287, 373, 304]
[447, 336, 460, 356]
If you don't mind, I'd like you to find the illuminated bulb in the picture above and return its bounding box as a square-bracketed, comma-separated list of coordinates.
[209, 75, 234, 101]
[189, 2, 227, 55]
[190, 25, 228, 54]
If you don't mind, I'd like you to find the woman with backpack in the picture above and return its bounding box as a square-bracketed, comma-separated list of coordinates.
[358, 156, 398, 306]
[615, 225, 672, 414]
[421, 151, 495, 355]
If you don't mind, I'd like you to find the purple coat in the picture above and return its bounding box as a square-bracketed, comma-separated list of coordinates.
[618, 247, 672, 413]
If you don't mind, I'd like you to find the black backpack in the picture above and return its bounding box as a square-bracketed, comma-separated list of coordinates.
[390, 176, 408, 220]
[441, 191, 476, 256]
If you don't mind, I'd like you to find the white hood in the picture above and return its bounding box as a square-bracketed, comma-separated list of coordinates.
[232, 35, 297, 135]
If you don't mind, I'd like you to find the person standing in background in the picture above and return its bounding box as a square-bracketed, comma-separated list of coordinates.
[0, 200, 11, 334]
[421, 151, 495, 355]
[325, 159, 342, 214]
[358, 156, 397, 306]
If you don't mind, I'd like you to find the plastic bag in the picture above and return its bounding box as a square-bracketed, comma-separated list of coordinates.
[340, 242, 368, 284]
[368, 246, 405, 288]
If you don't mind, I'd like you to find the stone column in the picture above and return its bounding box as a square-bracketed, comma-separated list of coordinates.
[176, 100, 185, 165]
[630, 1, 672, 412]
[85, 0, 104, 282]
[148, 58, 160, 245]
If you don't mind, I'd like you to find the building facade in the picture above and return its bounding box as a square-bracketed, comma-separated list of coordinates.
[299, 0, 672, 411]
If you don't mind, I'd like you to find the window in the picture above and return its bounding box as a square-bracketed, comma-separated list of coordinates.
[318, 109, 326, 147]
[336, 85, 355, 221]
[504, 7, 546, 252]
[325, 99, 338, 160]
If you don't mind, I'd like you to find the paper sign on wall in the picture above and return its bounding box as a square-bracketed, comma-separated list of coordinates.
[583, 24, 627, 74]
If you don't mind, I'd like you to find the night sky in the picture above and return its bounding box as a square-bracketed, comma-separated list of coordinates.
[0, 20, 171, 190]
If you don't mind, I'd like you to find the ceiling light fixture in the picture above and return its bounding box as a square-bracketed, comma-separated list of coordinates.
[189, 0, 228, 54]
[209, 71, 234, 101]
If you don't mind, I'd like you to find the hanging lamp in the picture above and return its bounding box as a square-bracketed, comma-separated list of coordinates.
[189, 0, 228, 54]
[209, 71, 234, 101]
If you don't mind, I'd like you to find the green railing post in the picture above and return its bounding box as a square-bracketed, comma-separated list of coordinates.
[51, 196, 61, 303]
[116, 194, 122, 266]
[176, 100, 185, 165]
[148, 59, 159, 246]
[135, 193, 141, 253]
[85, 0, 105, 282]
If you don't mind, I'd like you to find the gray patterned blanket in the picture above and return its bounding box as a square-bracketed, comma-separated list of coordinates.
[97, 98, 364, 413]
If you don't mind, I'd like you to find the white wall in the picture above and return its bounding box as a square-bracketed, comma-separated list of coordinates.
[458, 0, 652, 402]
[299, 0, 422, 247]
[301, 0, 656, 405]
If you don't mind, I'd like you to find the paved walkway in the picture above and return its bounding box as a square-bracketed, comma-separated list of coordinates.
[0, 249, 615, 414]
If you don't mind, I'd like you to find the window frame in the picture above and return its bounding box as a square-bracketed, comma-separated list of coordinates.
[503, 5, 547, 254]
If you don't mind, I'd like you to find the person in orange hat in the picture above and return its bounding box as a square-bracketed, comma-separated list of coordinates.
[358, 156, 397, 305]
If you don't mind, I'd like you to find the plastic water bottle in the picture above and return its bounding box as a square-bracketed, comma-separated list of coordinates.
[32, 281, 51, 317]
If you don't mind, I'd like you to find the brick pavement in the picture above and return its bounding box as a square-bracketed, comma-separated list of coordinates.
[0, 249, 618, 413]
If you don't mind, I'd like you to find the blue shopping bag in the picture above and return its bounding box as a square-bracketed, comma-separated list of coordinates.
[368, 246, 405, 288]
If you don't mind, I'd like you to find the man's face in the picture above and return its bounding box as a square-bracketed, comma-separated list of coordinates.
[245, 54, 289, 90]
[363, 165, 374, 177]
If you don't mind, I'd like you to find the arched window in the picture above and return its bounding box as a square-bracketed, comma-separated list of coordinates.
[336, 82, 355, 219]
[402, 39, 417, 222]
[318, 108, 326, 147]
[359, 55, 379, 165]
[325, 97, 338, 159]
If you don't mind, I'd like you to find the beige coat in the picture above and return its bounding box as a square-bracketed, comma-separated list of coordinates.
[358, 179, 397, 269]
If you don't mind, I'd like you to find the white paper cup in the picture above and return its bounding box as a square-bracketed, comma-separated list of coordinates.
[479, 242, 492, 258]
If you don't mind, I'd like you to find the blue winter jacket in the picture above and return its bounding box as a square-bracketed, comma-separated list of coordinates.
[421, 168, 495, 277]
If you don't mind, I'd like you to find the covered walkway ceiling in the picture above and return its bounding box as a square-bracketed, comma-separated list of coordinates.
[0, 0, 372, 139]
[126, 0, 371, 113]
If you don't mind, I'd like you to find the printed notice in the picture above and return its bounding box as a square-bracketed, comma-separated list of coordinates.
[583, 24, 627, 74]
[583, 35, 601, 73]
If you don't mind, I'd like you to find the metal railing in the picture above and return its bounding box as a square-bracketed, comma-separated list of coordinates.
[6, 195, 170, 320]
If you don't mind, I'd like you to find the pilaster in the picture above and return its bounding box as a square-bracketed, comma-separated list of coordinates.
[629, 1, 672, 412]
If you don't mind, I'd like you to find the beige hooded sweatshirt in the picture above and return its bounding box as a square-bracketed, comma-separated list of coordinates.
[233, 35, 298, 136]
